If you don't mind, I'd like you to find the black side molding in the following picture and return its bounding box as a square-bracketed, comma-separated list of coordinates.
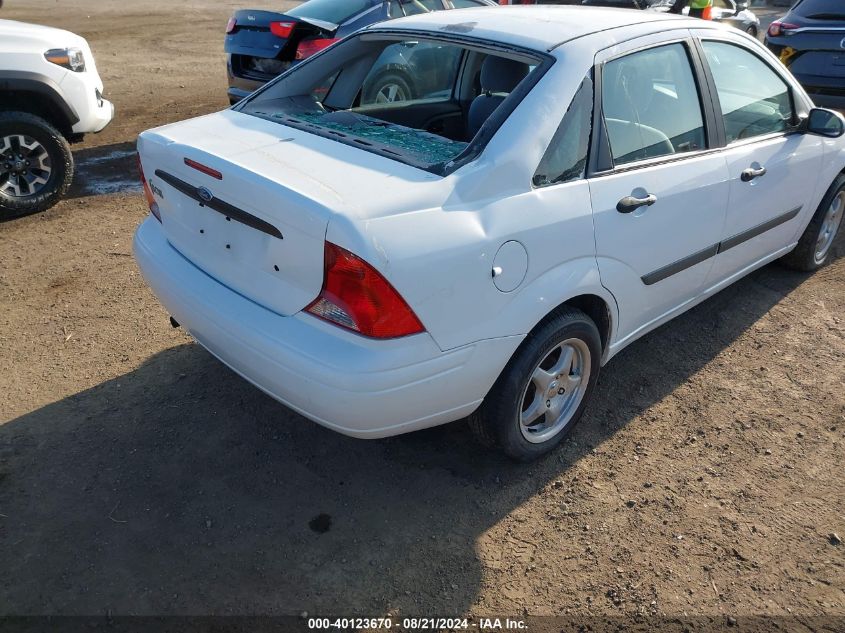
[641, 206, 802, 286]
[717, 206, 800, 254]
[642, 244, 719, 286]
[153, 169, 284, 240]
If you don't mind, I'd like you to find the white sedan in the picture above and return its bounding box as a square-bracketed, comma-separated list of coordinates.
[134, 6, 845, 460]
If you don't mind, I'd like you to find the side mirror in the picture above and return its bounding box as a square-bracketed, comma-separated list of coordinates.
[803, 108, 845, 138]
[735, 0, 748, 13]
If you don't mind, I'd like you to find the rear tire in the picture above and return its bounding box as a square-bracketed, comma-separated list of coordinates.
[362, 72, 414, 105]
[781, 174, 845, 271]
[0, 111, 73, 220]
[745, 25, 758, 38]
[468, 307, 601, 462]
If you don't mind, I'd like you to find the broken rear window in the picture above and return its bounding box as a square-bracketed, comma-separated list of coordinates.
[236, 32, 550, 175]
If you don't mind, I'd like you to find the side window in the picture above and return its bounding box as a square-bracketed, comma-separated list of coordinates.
[533, 76, 593, 187]
[601, 43, 706, 166]
[358, 42, 462, 106]
[701, 41, 794, 144]
[450, 0, 485, 6]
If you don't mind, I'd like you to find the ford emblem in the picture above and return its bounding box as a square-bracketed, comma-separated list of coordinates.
[197, 187, 213, 203]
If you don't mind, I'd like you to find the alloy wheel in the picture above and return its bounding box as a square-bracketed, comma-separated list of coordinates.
[519, 338, 591, 444]
[0, 134, 52, 198]
[375, 83, 408, 104]
[814, 190, 844, 264]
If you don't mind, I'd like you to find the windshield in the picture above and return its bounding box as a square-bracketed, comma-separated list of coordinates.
[288, 0, 374, 26]
[794, 0, 845, 19]
[236, 33, 547, 174]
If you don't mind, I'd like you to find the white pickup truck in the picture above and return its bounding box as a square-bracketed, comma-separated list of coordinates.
[0, 19, 114, 218]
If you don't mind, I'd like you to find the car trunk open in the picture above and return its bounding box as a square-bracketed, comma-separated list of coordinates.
[226, 10, 336, 82]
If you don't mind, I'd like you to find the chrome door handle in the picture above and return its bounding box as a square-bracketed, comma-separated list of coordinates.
[741, 165, 767, 182]
[616, 193, 657, 214]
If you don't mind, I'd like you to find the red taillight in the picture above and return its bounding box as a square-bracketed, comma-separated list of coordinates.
[270, 21, 296, 38]
[226, 17, 237, 34]
[306, 242, 424, 339]
[184, 157, 222, 180]
[295, 38, 338, 60]
[138, 154, 161, 222]
[768, 21, 798, 37]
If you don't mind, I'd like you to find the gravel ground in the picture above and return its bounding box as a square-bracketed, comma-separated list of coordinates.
[0, 0, 843, 628]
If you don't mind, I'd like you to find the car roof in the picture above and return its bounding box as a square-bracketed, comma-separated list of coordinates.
[367, 6, 716, 52]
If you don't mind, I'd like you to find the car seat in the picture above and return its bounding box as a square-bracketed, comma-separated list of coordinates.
[467, 55, 529, 139]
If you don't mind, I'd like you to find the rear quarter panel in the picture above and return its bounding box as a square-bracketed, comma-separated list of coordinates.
[326, 44, 617, 352]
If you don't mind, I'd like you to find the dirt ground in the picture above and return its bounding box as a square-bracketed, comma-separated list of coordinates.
[1, 0, 843, 628]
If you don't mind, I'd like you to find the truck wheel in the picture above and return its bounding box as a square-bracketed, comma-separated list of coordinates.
[781, 173, 845, 271]
[0, 111, 74, 219]
[468, 307, 601, 462]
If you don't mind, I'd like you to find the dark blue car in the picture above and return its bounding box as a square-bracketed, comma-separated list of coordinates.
[764, 0, 845, 110]
[225, 0, 496, 104]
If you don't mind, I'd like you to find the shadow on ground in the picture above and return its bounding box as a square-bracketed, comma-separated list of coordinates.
[68, 141, 140, 199]
[0, 249, 839, 615]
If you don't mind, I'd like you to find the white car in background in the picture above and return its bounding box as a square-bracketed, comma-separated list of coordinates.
[0, 19, 114, 218]
[135, 7, 845, 461]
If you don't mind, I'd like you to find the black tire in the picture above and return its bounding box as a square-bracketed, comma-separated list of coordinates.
[468, 307, 602, 462]
[781, 173, 845, 272]
[745, 25, 758, 38]
[362, 72, 414, 105]
[0, 111, 73, 220]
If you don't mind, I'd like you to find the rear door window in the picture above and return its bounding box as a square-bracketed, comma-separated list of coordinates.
[701, 41, 793, 143]
[601, 43, 706, 166]
[359, 41, 462, 106]
[533, 76, 593, 186]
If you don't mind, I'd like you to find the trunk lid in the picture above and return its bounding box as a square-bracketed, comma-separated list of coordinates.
[138, 110, 441, 316]
[225, 10, 334, 60]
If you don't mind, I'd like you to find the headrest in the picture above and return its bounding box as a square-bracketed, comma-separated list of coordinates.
[480, 56, 530, 94]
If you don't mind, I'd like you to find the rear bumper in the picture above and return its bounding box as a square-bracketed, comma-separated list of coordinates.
[133, 218, 520, 438]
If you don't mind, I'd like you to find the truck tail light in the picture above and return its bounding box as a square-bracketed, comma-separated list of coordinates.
[138, 155, 161, 222]
[768, 21, 798, 37]
[306, 242, 424, 339]
[270, 21, 296, 38]
[226, 17, 237, 33]
[295, 38, 338, 60]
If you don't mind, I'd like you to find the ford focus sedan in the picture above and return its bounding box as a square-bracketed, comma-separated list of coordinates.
[135, 7, 845, 461]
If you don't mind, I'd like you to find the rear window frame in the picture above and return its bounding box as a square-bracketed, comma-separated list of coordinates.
[233, 28, 555, 176]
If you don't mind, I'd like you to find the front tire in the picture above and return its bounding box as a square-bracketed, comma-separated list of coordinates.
[468, 307, 602, 462]
[0, 111, 73, 220]
[781, 174, 845, 271]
